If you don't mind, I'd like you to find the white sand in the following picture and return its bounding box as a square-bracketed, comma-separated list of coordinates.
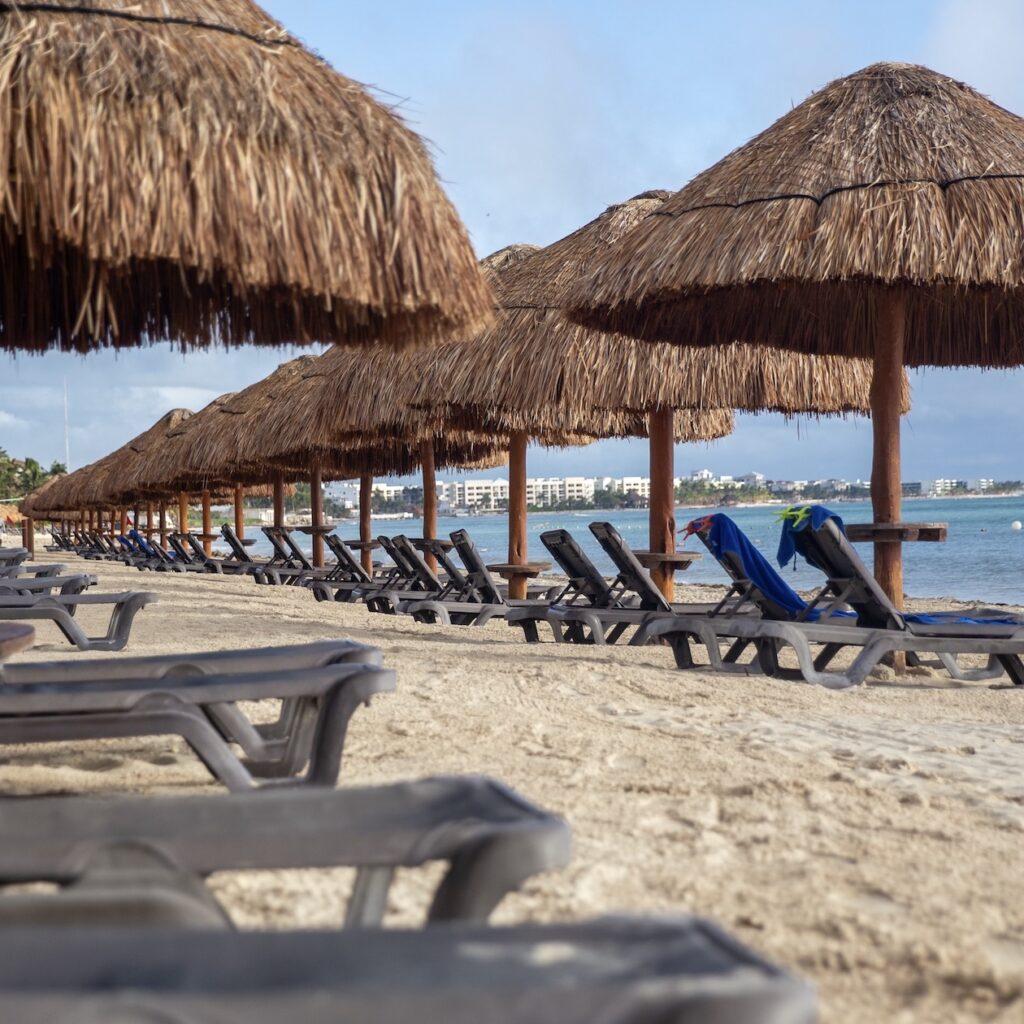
[6, 553, 1024, 1023]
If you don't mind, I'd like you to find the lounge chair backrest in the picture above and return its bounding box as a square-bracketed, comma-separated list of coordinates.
[540, 530, 615, 607]
[274, 527, 313, 571]
[392, 536, 443, 592]
[588, 523, 671, 612]
[219, 525, 253, 564]
[688, 518, 803, 620]
[376, 536, 417, 583]
[420, 539, 470, 596]
[182, 532, 217, 565]
[324, 535, 373, 584]
[167, 533, 199, 564]
[798, 518, 904, 629]
[129, 530, 157, 558]
[448, 530, 505, 605]
[260, 527, 299, 568]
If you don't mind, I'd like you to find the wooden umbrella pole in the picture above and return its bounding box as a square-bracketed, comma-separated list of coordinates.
[420, 439, 438, 572]
[233, 485, 246, 541]
[145, 502, 155, 541]
[310, 461, 325, 569]
[159, 503, 168, 547]
[648, 407, 677, 602]
[132, 506, 140, 534]
[25, 516, 34, 558]
[110, 508, 118, 541]
[119, 507, 129, 536]
[870, 290, 906, 612]
[178, 493, 189, 535]
[201, 490, 213, 555]
[273, 472, 285, 529]
[359, 474, 373, 575]
[507, 431, 529, 600]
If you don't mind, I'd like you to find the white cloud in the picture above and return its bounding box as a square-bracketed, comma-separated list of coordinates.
[0, 410, 28, 430]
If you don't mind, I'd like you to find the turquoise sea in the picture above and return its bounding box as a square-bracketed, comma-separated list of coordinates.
[244, 496, 1024, 605]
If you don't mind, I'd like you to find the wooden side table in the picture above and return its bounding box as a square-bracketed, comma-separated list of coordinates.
[487, 562, 553, 600]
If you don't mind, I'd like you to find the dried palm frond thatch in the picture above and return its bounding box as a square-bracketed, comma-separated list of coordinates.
[0, 0, 491, 352]
[569, 63, 1024, 367]
[460, 199, 906, 417]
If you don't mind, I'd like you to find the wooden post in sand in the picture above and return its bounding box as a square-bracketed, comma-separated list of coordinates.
[310, 461, 324, 569]
[648, 407, 676, 602]
[22, 517, 34, 558]
[359, 474, 373, 575]
[871, 292, 906, 610]
[201, 490, 213, 555]
[233, 485, 245, 541]
[120, 508, 129, 536]
[273, 472, 286, 529]
[178, 493, 189, 535]
[420, 439, 438, 572]
[507, 431, 529, 600]
[159, 503, 168, 547]
[145, 502, 155, 541]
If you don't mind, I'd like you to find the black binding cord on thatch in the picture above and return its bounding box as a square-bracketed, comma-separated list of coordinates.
[0, 2, 294, 48]
[652, 172, 1024, 217]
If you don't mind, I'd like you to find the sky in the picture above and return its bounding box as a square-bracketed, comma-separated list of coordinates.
[2, 0, 1023, 486]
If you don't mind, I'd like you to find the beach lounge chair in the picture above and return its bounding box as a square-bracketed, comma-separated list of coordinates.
[0, 590, 157, 651]
[524, 522, 738, 646]
[0, 573, 96, 599]
[218, 524, 268, 576]
[401, 530, 553, 627]
[506, 528, 642, 642]
[0, 774, 569, 927]
[0, 641, 394, 788]
[0, 560, 68, 579]
[307, 535, 416, 602]
[0, 547, 28, 567]
[643, 512, 1024, 688]
[0, 916, 815, 1022]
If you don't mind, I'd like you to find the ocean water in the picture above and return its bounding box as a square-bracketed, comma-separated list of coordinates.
[241, 496, 1024, 605]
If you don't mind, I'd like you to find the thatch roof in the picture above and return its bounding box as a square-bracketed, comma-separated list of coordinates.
[1, 502, 23, 523]
[434, 199, 903, 420]
[19, 473, 66, 517]
[569, 63, 1024, 367]
[0, 0, 491, 352]
[113, 358, 509, 496]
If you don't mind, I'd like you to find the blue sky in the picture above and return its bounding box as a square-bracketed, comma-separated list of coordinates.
[2, 0, 1022, 485]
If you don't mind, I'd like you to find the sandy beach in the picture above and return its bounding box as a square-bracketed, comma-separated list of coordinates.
[4, 552, 1023, 1023]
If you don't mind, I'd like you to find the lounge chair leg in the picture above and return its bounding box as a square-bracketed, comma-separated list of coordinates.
[345, 867, 396, 927]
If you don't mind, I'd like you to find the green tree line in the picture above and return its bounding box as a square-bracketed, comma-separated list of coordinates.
[0, 449, 66, 499]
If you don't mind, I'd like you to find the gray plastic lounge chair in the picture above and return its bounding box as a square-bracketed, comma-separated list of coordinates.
[0, 774, 570, 927]
[0, 590, 157, 651]
[0, 561, 67, 579]
[307, 535, 416, 603]
[0, 916, 816, 1023]
[530, 523, 727, 646]
[643, 515, 1024, 688]
[401, 530, 550, 627]
[506, 528, 645, 642]
[0, 547, 29, 566]
[0, 573, 96, 598]
[0, 651, 393, 789]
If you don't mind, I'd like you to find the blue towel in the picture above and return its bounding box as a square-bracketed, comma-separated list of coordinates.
[702, 514, 814, 618]
[777, 505, 845, 570]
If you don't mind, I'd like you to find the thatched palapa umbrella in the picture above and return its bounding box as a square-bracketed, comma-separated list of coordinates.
[358, 196, 896, 598]
[118, 357, 506, 568]
[569, 63, 1024, 609]
[0, 0, 490, 352]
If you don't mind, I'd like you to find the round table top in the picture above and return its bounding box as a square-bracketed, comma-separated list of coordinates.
[0, 623, 35, 659]
[487, 562, 553, 579]
[344, 539, 381, 551]
[633, 550, 702, 568]
[412, 537, 455, 552]
[295, 525, 336, 535]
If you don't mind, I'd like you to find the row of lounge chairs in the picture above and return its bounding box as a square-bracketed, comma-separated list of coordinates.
[0, 543, 157, 651]
[49, 504, 1024, 689]
[0, 596, 813, 1018]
